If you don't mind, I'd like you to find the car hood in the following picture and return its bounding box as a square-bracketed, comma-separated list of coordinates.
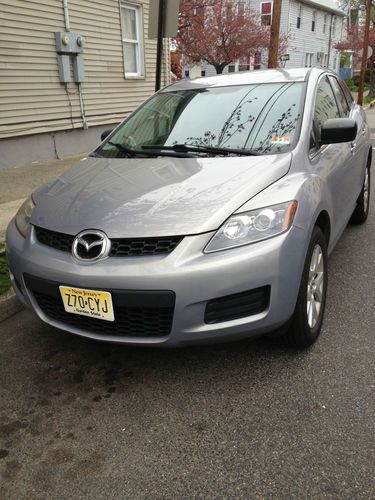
[32, 154, 292, 238]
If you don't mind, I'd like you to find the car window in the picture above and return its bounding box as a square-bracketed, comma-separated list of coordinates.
[328, 76, 351, 116]
[310, 76, 341, 155]
[314, 76, 341, 128]
[339, 79, 354, 107]
[98, 82, 305, 156]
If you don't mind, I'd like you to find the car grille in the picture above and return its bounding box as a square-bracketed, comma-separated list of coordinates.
[204, 286, 270, 324]
[24, 274, 175, 338]
[34, 226, 183, 257]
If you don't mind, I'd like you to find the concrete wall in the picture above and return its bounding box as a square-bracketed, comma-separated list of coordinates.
[0, 124, 117, 169]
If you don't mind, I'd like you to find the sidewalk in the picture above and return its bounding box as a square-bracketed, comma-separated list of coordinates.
[364, 102, 375, 131]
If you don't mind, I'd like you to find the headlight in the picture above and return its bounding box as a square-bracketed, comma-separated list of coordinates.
[15, 195, 35, 238]
[204, 201, 298, 253]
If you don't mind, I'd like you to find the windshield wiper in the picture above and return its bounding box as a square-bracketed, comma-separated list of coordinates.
[142, 143, 260, 156]
[105, 140, 194, 158]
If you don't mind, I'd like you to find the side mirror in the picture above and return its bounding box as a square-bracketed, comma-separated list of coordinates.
[320, 118, 357, 144]
[101, 129, 113, 141]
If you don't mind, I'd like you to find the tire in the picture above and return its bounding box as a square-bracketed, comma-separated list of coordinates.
[350, 160, 371, 225]
[283, 226, 328, 348]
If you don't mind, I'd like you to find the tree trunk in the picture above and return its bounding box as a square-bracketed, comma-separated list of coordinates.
[214, 63, 227, 74]
[369, 59, 375, 98]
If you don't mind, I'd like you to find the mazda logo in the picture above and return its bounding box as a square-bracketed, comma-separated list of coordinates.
[72, 230, 111, 262]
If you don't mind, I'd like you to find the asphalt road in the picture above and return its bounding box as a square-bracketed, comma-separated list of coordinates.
[1, 170, 375, 499]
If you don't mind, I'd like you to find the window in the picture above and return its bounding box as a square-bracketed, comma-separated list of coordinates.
[311, 76, 340, 153]
[261, 2, 272, 26]
[317, 52, 324, 65]
[314, 77, 340, 131]
[228, 64, 236, 73]
[350, 9, 358, 26]
[339, 80, 354, 106]
[121, 3, 144, 77]
[254, 52, 261, 69]
[323, 14, 327, 34]
[239, 55, 250, 72]
[226, 2, 233, 17]
[297, 5, 302, 28]
[305, 53, 314, 67]
[328, 76, 351, 117]
[238, 2, 245, 16]
[323, 54, 329, 67]
[312, 11, 316, 31]
[332, 16, 336, 35]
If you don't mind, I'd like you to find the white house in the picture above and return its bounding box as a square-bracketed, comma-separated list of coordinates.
[269, 0, 346, 71]
[183, 0, 346, 78]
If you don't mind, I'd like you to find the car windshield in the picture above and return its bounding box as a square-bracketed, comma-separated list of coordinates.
[97, 82, 305, 157]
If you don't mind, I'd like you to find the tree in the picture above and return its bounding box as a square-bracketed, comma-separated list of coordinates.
[175, 0, 270, 74]
[334, 1, 375, 98]
[171, 51, 183, 79]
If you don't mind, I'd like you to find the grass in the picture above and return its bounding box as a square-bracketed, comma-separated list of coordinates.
[0, 253, 11, 296]
[364, 95, 375, 105]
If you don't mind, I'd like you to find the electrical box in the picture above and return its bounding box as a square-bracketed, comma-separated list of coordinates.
[57, 54, 72, 82]
[73, 55, 85, 82]
[55, 32, 85, 54]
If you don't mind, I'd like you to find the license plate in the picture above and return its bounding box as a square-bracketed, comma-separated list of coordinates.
[59, 286, 115, 322]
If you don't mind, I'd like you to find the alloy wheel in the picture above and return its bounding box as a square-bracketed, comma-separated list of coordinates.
[307, 244, 324, 329]
[364, 168, 370, 213]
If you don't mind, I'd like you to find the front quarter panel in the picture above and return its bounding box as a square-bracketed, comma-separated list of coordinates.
[237, 171, 333, 256]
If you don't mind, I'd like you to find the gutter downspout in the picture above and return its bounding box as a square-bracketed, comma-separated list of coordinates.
[63, 0, 70, 32]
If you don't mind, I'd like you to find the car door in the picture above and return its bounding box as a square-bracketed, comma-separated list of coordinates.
[310, 75, 355, 243]
[328, 75, 367, 201]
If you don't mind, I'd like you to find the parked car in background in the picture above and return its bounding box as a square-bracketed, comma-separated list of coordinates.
[7, 68, 371, 348]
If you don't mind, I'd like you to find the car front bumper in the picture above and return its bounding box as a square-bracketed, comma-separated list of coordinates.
[6, 220, 308, 346]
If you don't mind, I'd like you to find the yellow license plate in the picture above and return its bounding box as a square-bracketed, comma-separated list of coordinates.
[59, 286, 115, 322]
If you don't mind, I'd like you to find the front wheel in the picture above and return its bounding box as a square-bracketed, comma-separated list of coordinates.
[350, 161, 370, 224]
[283, 226, 328, 348]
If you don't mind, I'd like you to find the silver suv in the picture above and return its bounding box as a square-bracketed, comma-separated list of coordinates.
[7, 68, 371, 347]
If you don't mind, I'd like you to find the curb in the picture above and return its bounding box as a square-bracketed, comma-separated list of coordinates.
[0, 289, 24, 323]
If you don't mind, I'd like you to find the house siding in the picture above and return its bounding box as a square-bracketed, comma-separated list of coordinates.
[247, 0, 345, 72]
[0, 0, 170, 139]
[285, 0, 344, 72]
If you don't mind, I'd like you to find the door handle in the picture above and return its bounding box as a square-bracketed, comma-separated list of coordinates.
[351, 143, 357, 154]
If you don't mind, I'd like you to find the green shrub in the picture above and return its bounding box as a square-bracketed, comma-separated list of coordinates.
[0, 255, 11, 295]
[352, 74, 361, 86]
[344, 78, 358, 92]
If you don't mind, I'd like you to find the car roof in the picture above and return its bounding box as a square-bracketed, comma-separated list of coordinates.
[163, 68, 321, 92]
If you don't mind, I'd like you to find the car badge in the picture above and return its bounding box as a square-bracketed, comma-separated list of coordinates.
[72, 230, 111, 262]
